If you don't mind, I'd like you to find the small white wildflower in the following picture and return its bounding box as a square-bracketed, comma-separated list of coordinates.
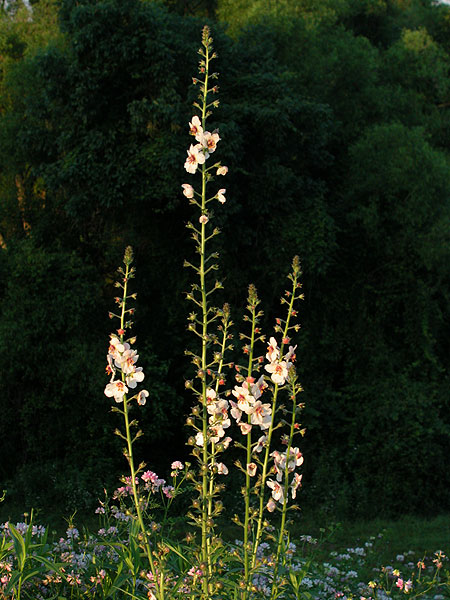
[182, 183, 194, 198]
[137, 389, 149, 405]
[217, 188, 226, 203]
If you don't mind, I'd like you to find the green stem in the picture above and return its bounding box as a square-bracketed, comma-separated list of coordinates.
[199, 38, 213, 600]
[250, 382, 279, 571]
[270, 381, 298, 599]
[243, 299, 258, 599]
[206, 310, 230, 561]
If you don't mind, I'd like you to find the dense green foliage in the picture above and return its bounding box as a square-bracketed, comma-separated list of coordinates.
[0, 0, 449, 519]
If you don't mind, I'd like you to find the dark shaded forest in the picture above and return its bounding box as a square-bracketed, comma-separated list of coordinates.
[0, 0, 449, 520]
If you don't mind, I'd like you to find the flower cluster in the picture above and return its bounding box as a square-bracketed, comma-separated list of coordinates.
[264, 336, 296, 386]
[182, 113, 228, 215]
[141, 471, 175, 498]
[104, 334, 148, 405]
[184, 116, 221, 173]
[229, 375, 271, 434]
[205, 388, 232, 443]
[266, 447, 303, 512]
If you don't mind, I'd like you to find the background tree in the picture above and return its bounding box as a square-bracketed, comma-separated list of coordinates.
[0, 0, 449, 519]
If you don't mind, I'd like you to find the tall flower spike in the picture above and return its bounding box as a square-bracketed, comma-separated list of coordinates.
[183, 28, 229, 599]
[104, 248, 157, 588]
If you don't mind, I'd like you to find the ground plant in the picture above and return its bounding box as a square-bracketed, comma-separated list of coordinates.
[0, 26, 449, 600]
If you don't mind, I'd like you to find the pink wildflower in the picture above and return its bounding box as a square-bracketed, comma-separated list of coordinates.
[162, 485, 175, 498]
[142, 470, 158, 483]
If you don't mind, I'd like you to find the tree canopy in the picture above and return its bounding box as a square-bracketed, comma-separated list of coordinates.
[0, 0, 449, 518]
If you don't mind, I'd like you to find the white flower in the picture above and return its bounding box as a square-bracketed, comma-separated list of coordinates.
[184, 144, 205, 174]
[232, 384, 254, 414]
[125, 366, 145, 389]
[266, 498, 276, 513]
[216, 165, 228, 176]
[284, 345, 297, 364]
[216, 462, 228, 475]
[265, 360, 289, 385]
[209, 423, 226, 443]
[199, 214, 209, 224]
[216, 398, 230, 418]
[271, 450, 286, 482]
[288, 447, 304, 469]
[217, 188, 226, 204]
[222, 436, 232, 449]
[290, 473, 303, 499]
[117, 348, 139, 374]
[254, 435, 267, 453]
[106, 354, 116, 380]
[266, 337, 280, 363]
[247, 463, 257, 477]
[137, 390, 149, 406]
[195, 432, 204, 447]
[267, 479, 284, 503]
[206, 388, 216, 400]
[182, 183, 194, 198]
[206, 399, 228, 420]
[250, 400, 272, 430]
[189, 115, 203, 140]
[239, 422, 252, 435]
[198, 131, 220, 157]
[250, 375, 268, 400]
[104, 380, 128, 403]
[206, 389, 218, 415]
[108, 335, 125, 360]
[230, 400, 242, 423]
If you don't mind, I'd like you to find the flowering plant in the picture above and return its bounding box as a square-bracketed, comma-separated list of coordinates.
[97, 25, 307, 600]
